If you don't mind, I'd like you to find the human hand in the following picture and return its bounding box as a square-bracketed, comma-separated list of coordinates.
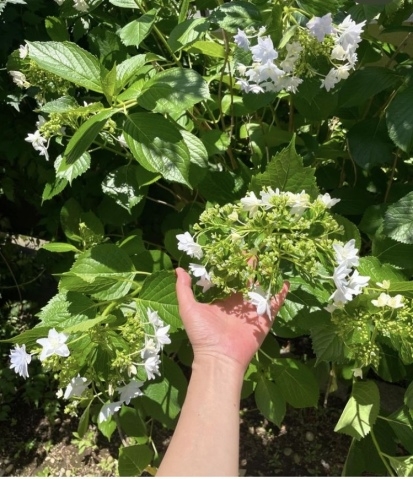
[175, 267, 289, 373]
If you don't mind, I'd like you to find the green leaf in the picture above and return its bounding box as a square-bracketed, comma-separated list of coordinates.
[311, 323, 345, 364]
[388, 407, 413, 454]
[136, 271, 181, 329]
[372, 237, 413, 269]
[118, 9, 158, 47]
[123, 113, 191, 187]
[45, 16, 70, 42]
[55, 152, 91, 185]
[137, 68, 210, 115]
[405, 382, 413, 410]
[42, 178, 68, 202]
[167, 17, 209, 52]
[187, 40, 226, 58]
[387, 456, 413, 477]
[27, 41, 102, 93]
[250, 137, 319, 199]
[271, 358, 319, 408]
[118, 406, 148, 441]
[347, 118, 394, 169]
[335, 380, 380, 440]
[357, 256, 405, 285]
[59, 244, 135, 300]
[383, 192, 413, 244]
[101, 63, 117, 104]
[180, 129, 208, 168]
[97, 413, 117, 441]
[116, 55, 147, 91]
[40, 95, 79, 113]
[37, 291, 97, 330]
[255, 375, 286, 427]
[77, 402, 91, 438]
[387, 83, 413, 153]
[63, 109, 115, 165]
[338, 67, 399, 108]
[61, 198, 83, 242]
[41, 242, 81, 253]
[210, 1, 261, 33]
[118, 444, 153, 476]
[101, 165, 146, 213]
[108, 0, 137, 6]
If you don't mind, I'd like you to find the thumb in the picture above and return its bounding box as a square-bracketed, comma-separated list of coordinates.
[175, 267, 197, 311]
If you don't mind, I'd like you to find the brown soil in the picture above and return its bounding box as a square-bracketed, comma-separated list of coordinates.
[0, 393, 351, 477]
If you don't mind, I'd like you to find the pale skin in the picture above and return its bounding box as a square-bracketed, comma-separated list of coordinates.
[156, 267, 289, 477]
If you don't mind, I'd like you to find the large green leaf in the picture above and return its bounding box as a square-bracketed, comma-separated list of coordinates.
[255, 375, 286, 427]
[386, 83, 413, 153]
[136, 271, 181, 329]
[347, 118, 394, 169]
[271, 358, 319, 408]
[372, 236, 413, 270]
[137, 68, 210, 114]
[311, 323, 345, 364]
[383, 192, 413, 244]
[167, 17, 209, 52]
[123, 113, 191, 187]
[63, 109, 115, 165]
[210, 1, 261, 33]
[250, 137, 319, 199]
[335, 380, 380, 440]
[118, 444, 153, 476]
[118, 9, 158, 47]
[55, 152, 91, 185]
[59, 244, 135, 300]
[27, 41, 102, 93]
[338, 67, 399, 108]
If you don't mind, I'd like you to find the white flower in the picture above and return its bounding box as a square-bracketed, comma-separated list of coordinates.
[35, 115, 46, 129]
[376, 280, 391, 289]
[346, 270, 370, 296]
[333, 239, 359, 268]
[25, 130, 50, 161]
[234, 29, 250, 50]
[117, 133, 128, 149]
[335, 15, 366, 52]
[250, 36, 278, 63]
[64, 375, 89, 400]
[260, 187, 281, 209]
[281, 76, 303, 94]
[321, 68, 340, 92]
[196, 275, 214, 293]
[147, 308, 163, 328]
[9, 344, 32, 379]
[36, 328, 70, 361]
[387, 294, 404, 309]
[189, 263, 213, 292]
[286, 191, 310, 216]
[240, 191, 263, 217]
[144, 354, 161, 380]
[352, 367, 363, 379]
[155, 324, 171, 349]
[54, 0, 65, 4]
[19, 44, 28, 59]
[9, 71, 30, 88]
[317, 193, 340, 208]
[248, 288, 271, 319]
[73, 0, 88, 11]
[117, 379, 144, 405]
[256, 60, 284, 83]
[141, 338, 159, 358]
[176, 232, 203, 259]
[372, 292, 390, 307]
[307, 13, 335, 42]
[98, 401, 123, 423]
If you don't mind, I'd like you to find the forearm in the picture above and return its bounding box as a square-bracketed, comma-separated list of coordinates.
[156, 355, 244, 477]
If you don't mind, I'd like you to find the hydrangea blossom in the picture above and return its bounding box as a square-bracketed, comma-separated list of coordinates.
[64, 375, 89, 400]
[117, 379, 144, 405]
[176, 232, 203, 259]
[9, 344, 32, 379]
[306, 13, 335, 42]
[73, 0, 88, 11]
[234, 28, 250, 50]
[248, 288, 272, 319]
[9, 70, 30, 88]
[188, 263, 214, 292]
[372, 293, 404, 309]
[36, 328, 70, 361]
[25, 130, 50, 161]
[98, 401, 123, 423]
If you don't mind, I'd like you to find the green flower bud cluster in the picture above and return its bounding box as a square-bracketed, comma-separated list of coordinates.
[26, 61, 72, 96]
[192, 189, 343, 298]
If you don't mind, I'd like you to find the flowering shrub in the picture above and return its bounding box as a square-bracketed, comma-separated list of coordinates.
[2, 0, 413, 475]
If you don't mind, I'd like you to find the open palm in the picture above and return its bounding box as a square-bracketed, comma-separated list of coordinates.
[175, 267, 289, 371]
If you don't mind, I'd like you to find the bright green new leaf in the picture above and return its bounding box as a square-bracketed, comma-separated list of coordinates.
[357, 256, 406, 285]
[123, 113, 191, 187]
[40, 96, 79, 113]
[41, 242, 81, 253]
[136, 271, 180, 329]
[97, 411, 117, 441]
[387, 83, 413, 153]
[334, 380, 380, 440]
[59, 243, 135, 300]
[116, 55, 147, 91]
[63, 109, 115, 165]
[118, 444, 153, 476]
[255, 375, 286, 427]
[387, 455, 413, 477]
[55, 152, 91, 185]
[101, 63, 117, 104]
[42, 178, 68, 202]
[118, 9, 158, 47]
[250, 137, 319, 199]
[137, 68, 210, 115]
[383, 192, 413, 244]
[271, 358, 319, 408]
[27, 41, 102, 93]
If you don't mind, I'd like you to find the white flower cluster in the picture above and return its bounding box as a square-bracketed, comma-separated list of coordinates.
[25, 116, 50, 161]
[326, 239, 370, 312]
[372, 291, 404, 309]
[307, 13, 366, 91]
[176, 232, 214, 292]
[9, 328, 70, 379]
[240, 188, 340, 218]
[234, 29, 303, 94]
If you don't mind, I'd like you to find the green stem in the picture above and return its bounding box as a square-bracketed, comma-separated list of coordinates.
[370, 429, 395, 477]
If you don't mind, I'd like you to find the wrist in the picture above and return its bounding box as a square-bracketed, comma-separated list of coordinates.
[192, 353, 246, 385]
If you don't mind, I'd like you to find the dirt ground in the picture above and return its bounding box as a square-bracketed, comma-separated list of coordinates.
[0, 392, 351, 477]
